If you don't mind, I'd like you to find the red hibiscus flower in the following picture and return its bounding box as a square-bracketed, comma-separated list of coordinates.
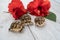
[8, 0, 27, 20]
[27, 0, 50, 17]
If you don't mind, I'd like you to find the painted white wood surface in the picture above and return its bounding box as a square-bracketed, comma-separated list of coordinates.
[0, 0, 60, 40]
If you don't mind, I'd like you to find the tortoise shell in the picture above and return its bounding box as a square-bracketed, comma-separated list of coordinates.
[35, 17, 45, 27]
[20, 14, 33, 25]
[9, 20, 24, 32]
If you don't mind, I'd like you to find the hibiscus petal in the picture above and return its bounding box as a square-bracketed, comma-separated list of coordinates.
[41, 0, 51, 10]
[8, 0, 27, 20]
[27, 1, 38, 11]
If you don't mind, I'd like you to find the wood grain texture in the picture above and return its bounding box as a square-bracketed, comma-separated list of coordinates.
[0, 0, 60, 40]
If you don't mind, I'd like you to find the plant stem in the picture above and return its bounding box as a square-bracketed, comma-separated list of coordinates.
[3, 11, 9, 13]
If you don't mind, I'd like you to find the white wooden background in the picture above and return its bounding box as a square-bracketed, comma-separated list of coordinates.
[0, 0, 60, 40]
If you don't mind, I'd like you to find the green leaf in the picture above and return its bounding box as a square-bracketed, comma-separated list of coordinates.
[45, 12, 56, 22]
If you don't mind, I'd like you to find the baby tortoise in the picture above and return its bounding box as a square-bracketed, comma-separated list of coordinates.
[20, 14, 33, 26]
[35, 17, 45, 27]
[9, 20, 24, 32]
